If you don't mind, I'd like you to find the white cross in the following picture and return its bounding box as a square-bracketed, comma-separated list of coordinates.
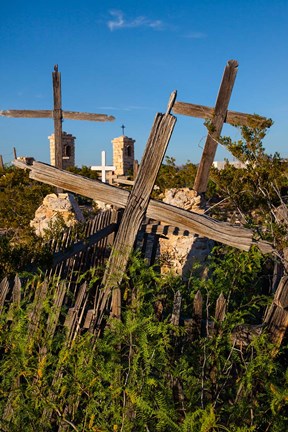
[91, 150, 116, 183]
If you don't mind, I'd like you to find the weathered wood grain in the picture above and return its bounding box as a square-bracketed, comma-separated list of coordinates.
[0, 277, 10, 314]
[214, 292, 227, 322]
[12, 275, 21, 307]
[45, 281, 68, 344]
[264, 276, 288, 345]
[171, 290, 182, 326]
[52, 222, 118, 265]
[193, 60, 238, 193]
[0, 109, 115, 122]
[95, 102, 177, 323]
[193, 290, 203, 320]
[63, 111, 115, 122]
[52, 66, 63, 169]
[64, 282, 89, 342]
[0, 109, 52, 118]
[27, 280, 48, 339]
[173, 102, 269, 128]
[13, 159, 273, 254]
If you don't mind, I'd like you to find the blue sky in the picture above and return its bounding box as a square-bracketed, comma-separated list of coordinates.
[1, 0, 288, 167]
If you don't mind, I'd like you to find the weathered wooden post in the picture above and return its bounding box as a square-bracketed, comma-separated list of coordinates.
[193, 60, 238, 195]
[94, 91, 177, 326]
[263, 276, 288, 346]
[52, 64, 63, 170]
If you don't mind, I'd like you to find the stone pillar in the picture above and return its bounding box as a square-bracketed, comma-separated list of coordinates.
[49, 131, 76, 169]
[112, 135, 135, 176]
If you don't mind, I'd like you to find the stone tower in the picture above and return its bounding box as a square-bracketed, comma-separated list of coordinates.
[48, 131, 75, 169]
[112, 135, 135, 176]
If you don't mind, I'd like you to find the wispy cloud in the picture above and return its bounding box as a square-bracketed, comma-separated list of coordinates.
[107, 10, 164, 31]
[183, 31, 207, 39]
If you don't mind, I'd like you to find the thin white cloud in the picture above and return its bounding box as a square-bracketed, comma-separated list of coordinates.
[107, 10, 163, 31]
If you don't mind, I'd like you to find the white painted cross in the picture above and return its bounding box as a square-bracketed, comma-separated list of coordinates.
[91, 150, 116, 183]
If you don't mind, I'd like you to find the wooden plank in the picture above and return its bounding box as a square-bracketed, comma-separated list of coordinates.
[62, 111, 115, 122]
[52, 222, 118, 265]
[0, 277, 10, 313]
[95, 93, 177, 323]
[113, 178, 135, 186]
[0, 109, 115, 122]
[171, 290, 182, 326]
[13, 159, 273, 254]
[214, 292, 226, 322]
[27, 280, 48, 338]
[173, 102, 269, 128]
[3, 275, 22, 421]
[264, 276, 288, 345]
[64, 282, 88, 342]
[193, 290, 203, 320]
[52, 65, 63, 169]
[12, 274, 21, 306]
[193, 60, 238, 194]
[44, 281, 68, 343]
[0, 109, 52, 118]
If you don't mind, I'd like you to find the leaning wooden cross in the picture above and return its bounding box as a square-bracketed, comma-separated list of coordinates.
[95, 92, 177, 323]
[0, 65, 115, 169]
[173, 60, 269, 194]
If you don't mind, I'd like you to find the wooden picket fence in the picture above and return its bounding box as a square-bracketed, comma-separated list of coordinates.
[0, 270, 232, 350]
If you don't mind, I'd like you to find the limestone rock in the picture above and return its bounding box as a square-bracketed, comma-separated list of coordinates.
[163, 188, 205, 213]
[93, 200, 112, 211]
[30, 193, 84, 237]
[159, 188, 212, 279]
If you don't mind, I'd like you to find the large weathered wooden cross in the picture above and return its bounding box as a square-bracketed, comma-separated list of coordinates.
[0, 65, 115, 169]
[172, 60, 269, 194]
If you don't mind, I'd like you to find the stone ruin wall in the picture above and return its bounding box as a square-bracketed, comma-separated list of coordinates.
[159, 188, 214, 280]
[49, 131, 76, 169]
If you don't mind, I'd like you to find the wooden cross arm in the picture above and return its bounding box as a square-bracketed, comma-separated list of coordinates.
[91, 165, 116, 171]
[172, 102, 269, 128]
[13, 159, 273, 254]
[0, 109, 115, 122]
[63, 111, 115, 122]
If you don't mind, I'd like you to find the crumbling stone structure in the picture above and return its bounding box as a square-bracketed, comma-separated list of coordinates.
[49, 131, 75, 169]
